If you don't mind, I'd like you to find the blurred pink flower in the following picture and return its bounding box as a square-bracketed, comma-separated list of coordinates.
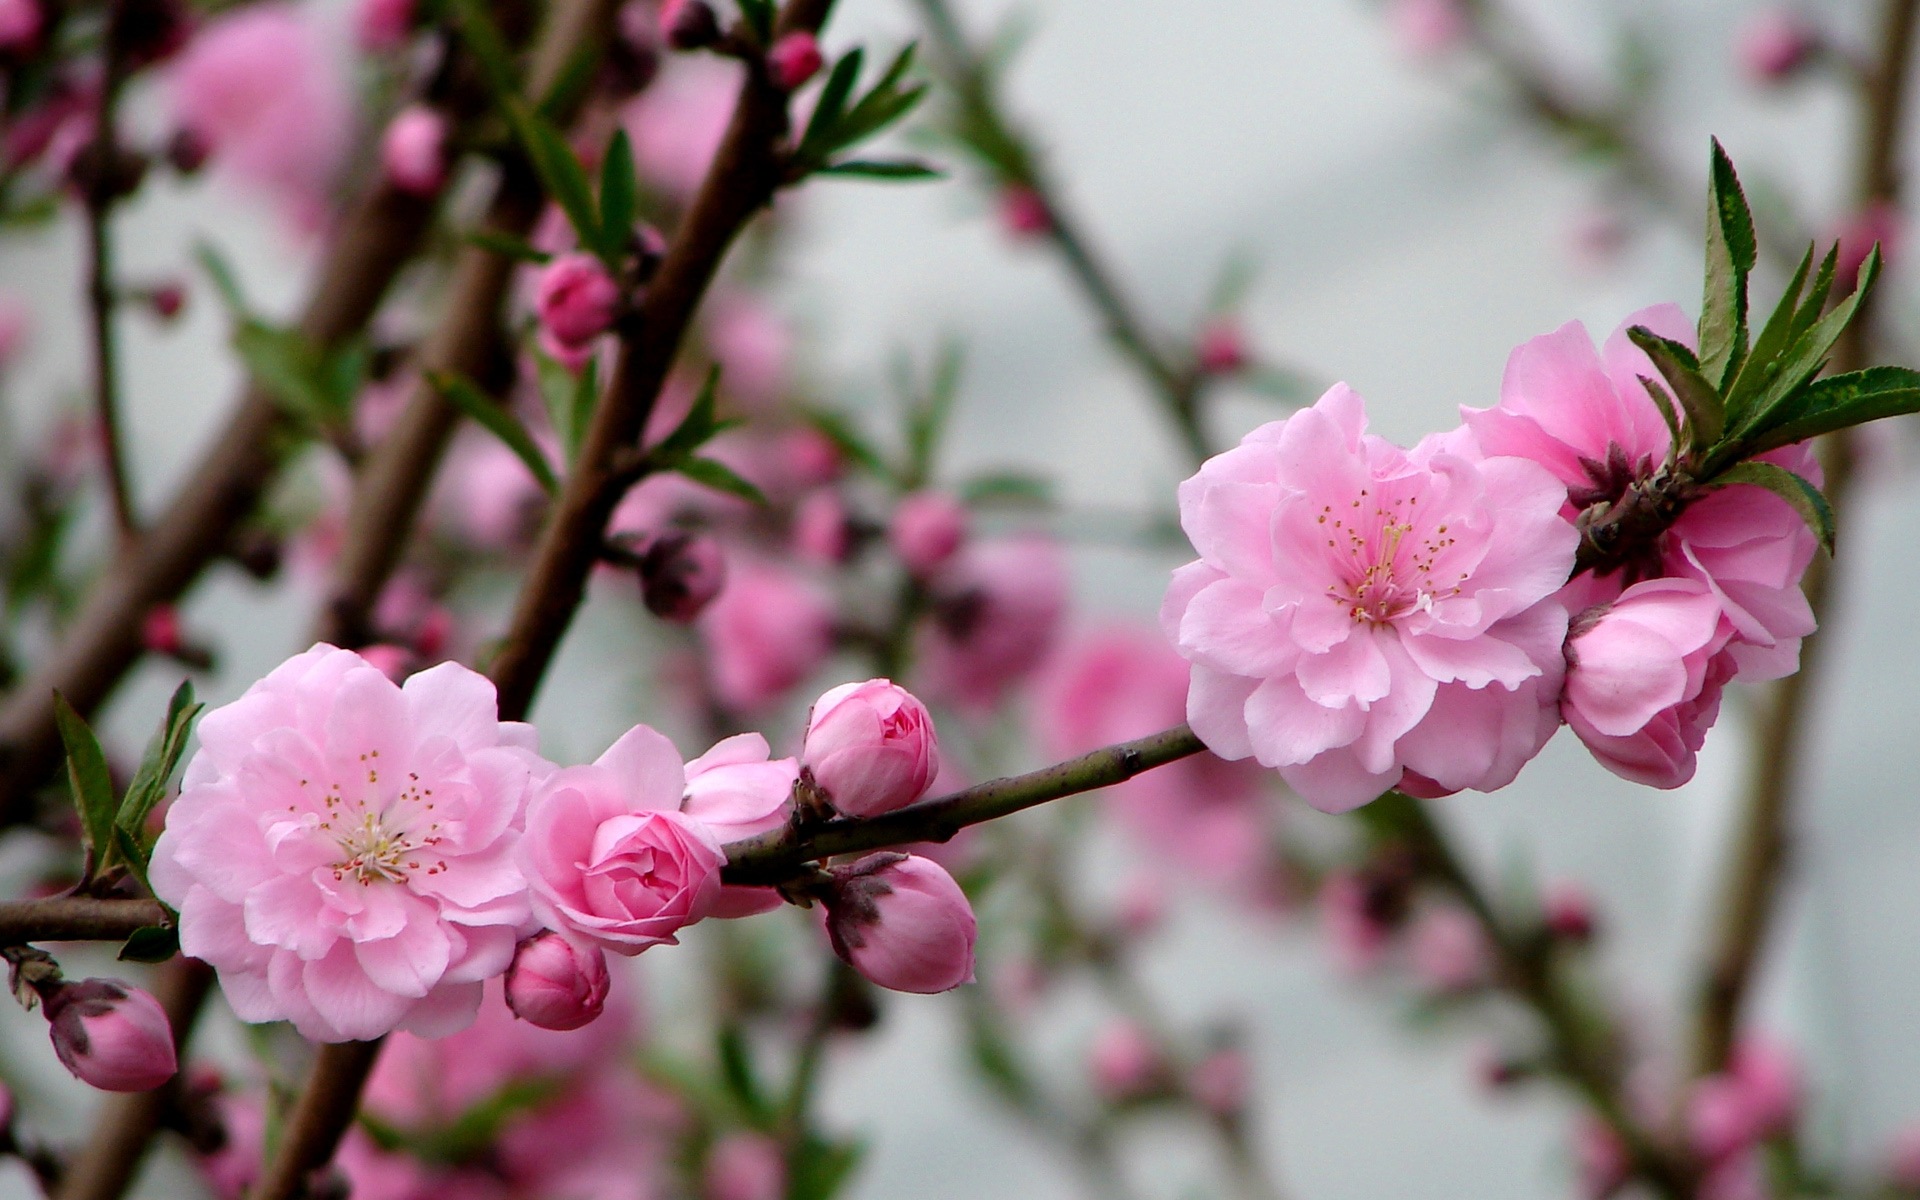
[1187, 1048, 1251, 1117]
[705, 297, 793, 410]
[535, 252, 621, 357]
[888, 491, 968, 578]
[624, 56, 741, 201]
[697, 558, 836, 712]
[168, 5, 350, 227]
[0, 291, 27, 368]
[354, 0, 415, 50]
[920, 534, 1068, 711]
[793, 489, 854, 565]
[1088, 1019, 1164, 1100]
[1406, 905, 1489, 993]
[997, 185, 1051, 238]
[150, 647, 548, 1042]
[0, 0, 42, 54]
[1736, 10, 1819, 84]
[766, 30, 823, 90]
[1572, 1115, 1631, 1199]
[1885, 1121, 1920, 1188]
[1688, 1036, 1801, 1163]
[1165, 384, 1576, 812]
[705, 1132, 785, 1200]
[1834, 199, 1905, 285]
[520, 724, 724, 954]
[380, 105, 450, 197]
[1389, 0, 1469, 59]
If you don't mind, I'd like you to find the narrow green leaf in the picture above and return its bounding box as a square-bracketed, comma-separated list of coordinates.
[716, 1026, 769, 1121]
[443, 0, 518, 96]
[322, 341, 370, 420]
[651, 366, 723, 460]
[1636, 376, 1683, 456]
[1698, 139, 1757, 389]
[834, 82, 929, 153]
[111, 827, 156, 897]
[118, 681, 201, 843]
[787, 1134, 866, 1200]
[514, 110, 600, 252]
[233, 322, 331, 427]
[597, 129, 638, 263]
[193, 241, 248, 315]
[737, 0, 773, 42]
[1725, 243, 1815, 423]
[464, 229, 553, 264]
[430, 372, 559, 494]
[1791, 243, 1841, 342]
[1626, 327, 1723, 453]
[569, 356, 600, 464]
[961, 471, 1050, 505]
[535, 348, 580, 461]
[799, 48, 866, 164]
[54, 692, 116, 879]
[672, 457, 765, 505]
[1709, 460, 1834, 554]
[816, 158, 944, 181]
[117, 924, 179, 964]
[804, 409, 891, 477]
[1726, 246, 1882, 449]
[1742, 366, 1920, 455]
[535, 42, 601, 120]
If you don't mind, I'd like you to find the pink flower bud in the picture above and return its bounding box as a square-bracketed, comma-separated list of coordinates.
[793, 489, 853, 565]
[379, 105, 449, 197]
[704, 1132, 785, 1200]
[0, 1078, 14, 1128]
[1407, 905, 1489, 994]
[766, 32, 823, 90]
[1572, 1116, 1631, 1200]
[887, 491, 967, 577]
[45, 979, 177, 1092]
[659, 0, 719, 50]
[997, 185, 1051, 238]
[1389, 0, 1469, 59]
[1187, 1048, 1250, 1117]
[825, 853, 976, 994]
[1543, 880, 1597, 943]
[637, 531, 727, 623]
[802, 679, 939, 817]
[504, 931, 610, 1030]
[1088, 1019, 1164, 1101]
[1195, 318, 1249, 376]
[534, 252, 621, 351]
[1687, 1037, 1801, 1163]
[354, 0, 415, 51]
[141, 605, 184, 656]
[148, 281, 187, 321]
[1736, 11, 1819, 84]
[0, 0, 43, 53]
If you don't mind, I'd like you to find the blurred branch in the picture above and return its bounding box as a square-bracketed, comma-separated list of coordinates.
[246, 1039, 385, 1200]
[908, 0, 1222, 463]
[1689, 0, 1920, 1077]
[81, 0, 139, 545]
[1365, 792, 1695, 1200]
[0, 895, 167, 943]
[722, 725, 1206, 886]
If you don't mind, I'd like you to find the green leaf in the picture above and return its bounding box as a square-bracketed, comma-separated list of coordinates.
[118, 681, 201, 846]
[671, 456, 766, 505]
[194, 241, 248, 315]
[117, 924, 179, 964]
[799, 48, 866, 164]
[787, 1133, 866, 1200]
[233, 321, 334, 428]
[1626, 327, 1723, 454]
[464, 229, 553, 264]
[804, 409, 891, 477]
[111, 827, 155, 898]
[1637, 376, 1683, 455]
[430, 372, 559, 494]
[515, 110, 600, 252]
[816, 158, 944, 181]
[836, 78, 928, 153]
[535, 42, 602, 121]
[1698, 139, 1757, 389]
[651, 366, 724, 460]
[1741, 366, 1920, 456]
[54, 692, 116, 881]
[738, 0, 773, 42]
[1725, 243, 1815, 425]
[960, 471, 1051, 506]
[1723, 246, 1882, 454]
[596, 129, 638, 263]
[1708, 460, 1834, 555]
[534, 348, 597, 464]
[443, 0, 518, 96]
[716, 1025, 770, 1122]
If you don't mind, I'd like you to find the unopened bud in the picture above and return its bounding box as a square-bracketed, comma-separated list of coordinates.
[166, 127, 211, 175]
[1195, 318, 1249, 376]
[535, 252, 621, 355]
[1187, 1048, 1251, 1117]
[801, 679, 939, 817]
[1543, 881, 1597, 944]
[504, 931, 610, 1031]
[379, 105, 449, 197]
[824, 853, 976, 994]
[766, 31, 823, 90]
[1737, 10, 1820, 85]
[638, 531, 727, 623]
[141, 605, 184, 657]
[998, 185, 1051, 238]
[45, 978, 177, 1092]
[887, 491, 967, 578]
[147, 281, 187, 321]
[1088, 1019, 1165, 1102]
[0, 0, 43, 54]
[704, 1132, 785, 1200]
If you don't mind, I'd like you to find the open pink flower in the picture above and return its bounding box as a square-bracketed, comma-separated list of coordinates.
[682, 732, 796, 840]
[1163, 384, 1577, 812]
[150, 646, 548, 1042]
[697, 558, 835, 712]
[519, 724, 724, 954]
[1463, 305, 1818, 681]
[1563, 577, 1735, 787]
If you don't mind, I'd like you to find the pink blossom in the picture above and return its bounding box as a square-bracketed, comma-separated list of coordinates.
[888, 491, 968, 577]
[1463, 305, 1819, 681]
[1164, 384, 1576, 812]
[1543, 880, 1597, 942]
[1834, 200, 1905, 283]
[1187, 1049, 1251, 1117]
[1737, 10, 1819, 84]
[150, 646, 547, 1042]
[766, 31, 823, 89]
[1318, 868, 1399, 975]
[704, 1132, 785, 1200]
[519, 723, 724, 955]
[44, 979, 177, 1092]
[825, 853, 976, 994]
[793, 489, 853, 564]
[1088, 1019, 1164, 1100]
[920, 535, 1068, 711]
[1196, 318, 1250, 376]
[440, 429, 549, 550]
[998, 185, 1051, 238]
[168, 6, 350, 226]
[1406, 905, 1489, 993]
[659, 0, 720, 50]
[1115, 873, 1167, 937]
[1688, 1037, 1801, 1163]
[697, 558, 836, 712]
[624, 56, 741, 201]
[1389, 0, 1469, 59]
[380, 105, 450, 197]
[1572, 1115, 1631, 1199]
[354, 0, 415, 51]
[802, 679, 940, 817]
[1037, 623, 1273, 887]
[1563, 577, 1735, 788]
[0, 0, 42, 54]
[535, 253, 621, 352]
[682, 732, 797, 840]
[705, 297, 792, 410]
[504, 931, 609, 1030]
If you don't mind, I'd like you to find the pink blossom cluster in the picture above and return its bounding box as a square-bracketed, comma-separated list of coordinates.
[1163, 306, 1822, 811]
[153, 647, 976, 1044]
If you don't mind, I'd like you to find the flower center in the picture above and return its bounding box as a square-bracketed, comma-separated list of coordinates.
[1317, 490, 1463, 625]
[313, 752, 448, 885]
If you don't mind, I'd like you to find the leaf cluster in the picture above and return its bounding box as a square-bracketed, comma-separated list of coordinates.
[199, 245, 368, 440]
[790, 45, 941, 183]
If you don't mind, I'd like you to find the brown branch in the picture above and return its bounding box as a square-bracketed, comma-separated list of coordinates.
[52, 959, 213, 1200]
[0, 896, 167, 943]
[722, 724, 1206, 886]
[486, 0, 839, 721]
[245, 1040, 384, 1200]
[80, 0, 138, 545]
[1688, 0, 1920, 1076]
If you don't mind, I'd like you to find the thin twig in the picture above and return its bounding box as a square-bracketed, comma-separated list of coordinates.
[245, 1039, 384, 1200]
[1688, 0, 1920, 1077]
[722, 725, 1206, 885]
[81, 0, 138, 544]
[0, 896, 167, 943]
